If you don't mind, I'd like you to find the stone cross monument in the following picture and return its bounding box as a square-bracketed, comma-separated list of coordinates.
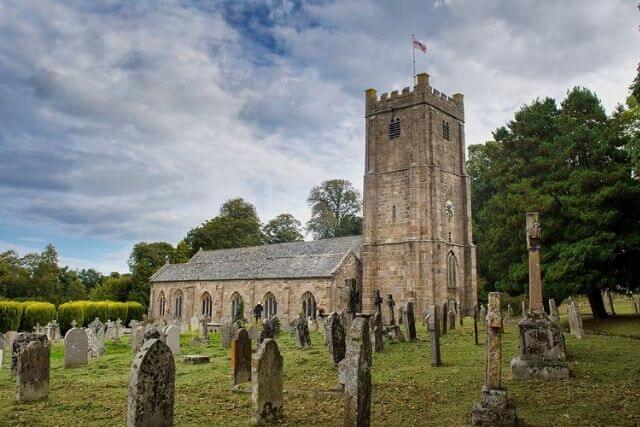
[526, 212, 543, 312]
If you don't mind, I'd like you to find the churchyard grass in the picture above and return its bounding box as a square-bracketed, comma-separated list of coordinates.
[1, 305, 639, 425]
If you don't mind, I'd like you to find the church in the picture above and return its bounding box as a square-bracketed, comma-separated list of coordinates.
[149, 72, 477, 325]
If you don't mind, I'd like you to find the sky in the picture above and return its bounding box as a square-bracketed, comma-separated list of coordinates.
[0, 0, 637, 274]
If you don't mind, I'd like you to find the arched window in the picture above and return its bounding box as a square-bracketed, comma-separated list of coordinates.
[301, 292, 316, 319]
[174, 289, 183, 318]
[158, 292, 166, 317]
[201, 292, 212, 317]
[230, 292, 244, 321]
[447, 252, 458, 289]
[264, 292, 277, 319]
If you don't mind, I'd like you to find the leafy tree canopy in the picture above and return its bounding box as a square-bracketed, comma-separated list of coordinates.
[263, 213, 304, 244]
[306, 179, 362, 239]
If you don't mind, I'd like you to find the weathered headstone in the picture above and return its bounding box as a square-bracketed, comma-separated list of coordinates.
[294, 315, 311, 349]
[506, 304, 512, 321]
[114, 319, 123, 342]
[247, 323, 258, 343]
[398, 306, 404, 325]
[220, 319, 238, 349]
[511, 212, 569, 380]
[127, 339, 175, 427]
[606, 289, 616, 316]
[15, 334, 50, 403]
[4, 331, 17, 353]
[441, 302, 448, 335]
[0, 333, 4, 368]
[473, 305, 480, 346]
[231, 328, 251, 387]
[64, 327, 88, 368]
[448, 309, 456, 331]
[373, 311, 383, 353]
[182, 354, 210, 364]
[258, 317, 277, 344]
[568, 300, 584, 339]
[480, 305, 487, 324]
[387, 294, 396, 325]
[131, 325, 145, 354]
[251, 338, 284, 425]
[402, 302, 417, 341]
[471, 292, 517, 426]
[164, 325, 181, 355]
[521, 301, 527, 320]
[142, 327, 162, 343]
[340, 316, 372, 427]
[87, 318, 105, 358]
[428, 305, 441, 367]
[458, 302, 464, 326]
[328, 312, 346, 366]
[199, 315, 210, 338]
[105, 320, 116, 340]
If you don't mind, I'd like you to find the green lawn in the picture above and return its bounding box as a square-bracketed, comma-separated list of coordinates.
[1, 311, 639, 426]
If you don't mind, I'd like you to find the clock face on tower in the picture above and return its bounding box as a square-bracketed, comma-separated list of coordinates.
[445, 200, 454, 219]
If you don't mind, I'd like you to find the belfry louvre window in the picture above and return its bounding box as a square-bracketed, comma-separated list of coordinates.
[442, 120, 450, 141]
[389, 117, 400, 139]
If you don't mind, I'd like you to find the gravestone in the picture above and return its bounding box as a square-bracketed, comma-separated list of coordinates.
[143, 327, 162, 342]
[548, 299, 559, 326]
[568, 300, 584, 339]
[635, 300, 639, 316]
[64, 327, 88, 368]
[458, 302, 464, 327]
[340, 316, 372, 427]
[164, 325, 181, 355]
[448, 310, 456, 331]
[182, 354, 210, 364]
[428, 305, 441, 367]
[402, 302, 417, 341]
[5, 331, 17, 353]
[521, 301, 527, 320]
[398, 306, 404, 325]
[480, 305, 487, 324]
[606, 290, 616, 316]
[506, 304, 512, 320]
[220, 319, 238, 349]
[473, 305, 480, 345]
[127, 339, 175, 427]
[247, 323, 258, 343]
[294, 315, 312, 349]
[471, 292, 517, 426]
[251, 338, 284, 425]
[0, 333, 4, 368]
[441, 302, 448, 335]
[387, 295, 396, 325]
[231, 328, 251, 387]
[511, 212, 569, 380]
[114, 319, 123, 342]
[373, 311, 383, 352]
[190, 315, 199, 332]
[131, 326, 145, 354]
[105, 320, 116, 340]
[258, 317, 277, 344]
[15, 334, 51, 403]
[199, 315, 210, 338]
[328, 312, 347, 366]
[87, 318, 105, 358]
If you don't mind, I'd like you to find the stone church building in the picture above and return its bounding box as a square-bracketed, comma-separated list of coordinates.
[149, 72, 477, 325]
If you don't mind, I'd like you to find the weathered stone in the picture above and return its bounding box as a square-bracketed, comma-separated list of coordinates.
[127, 339, 175, 427]
[231, 328, 251, 386]
[548, 299, 559, 326]
[251, 338, 284, 425]
[441, 302, 448, 335]
[64, 327, 88, 368]
[428, 305, 441, 367]
[402, 302, 417, 341]
[480, 306, 487, 324]
[606, 289, 616, 316]
[14, 333, 50, 403]
[448, 309, 456, 331]
[4, 331, 17, 352]
[105, 320, 116, 340]
[458, 302, 464, 326]
[164, 325, 181, 355]
[247, 323, 258, 342]
[143, 327, 162, 342]
[131, 326, 145, 354]
[328, 312, 346, 366]
[385, 324, 406, 343]
[294, 315, 311, 349]
[182, 354, 210, 364]
[568, 300, 584, 339]
[387, 294, 396, 325]
[526, 212, 543, 311]
[220, 319, 238, 349]
[199, 315, 210, 338]
[521, 301, 527, 320]
[340, 316, 372, 427]
[373, 312, 383, 352]
[258, 317, 277, 344]
[87, 318, 105, 358]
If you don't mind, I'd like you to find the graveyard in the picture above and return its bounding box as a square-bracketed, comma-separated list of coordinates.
[0, 296, 638, 426]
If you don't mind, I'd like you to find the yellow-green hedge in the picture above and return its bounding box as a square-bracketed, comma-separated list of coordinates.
[0, 301, 23, 332]
[58, 301, 87, 335]
[125, 302, 145, 325]
[21, 302, 56, 332]
[85, 301, 110, 325]
[107, 302, 128, 323]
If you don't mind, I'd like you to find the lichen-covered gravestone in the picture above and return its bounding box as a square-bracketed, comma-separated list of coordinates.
[87, 318, 105, 358]
[251, 338, 284, 425]
[231, 328, 251, 387]
[448, 309, 456, 331]
[127, 339, 175, 427]
[258, 318, 277, 345]
[341, 316, 372, 427]
[164, 325, 181, 355]
[220, 319, 238, 349]
[548, 299, 560, 326]
[373, 312, 383, 353]
[328, 312, 346, 366]
[568, 300, 584, 339]
[428, 305, 441, 367]
[131, 326, 145, 354]
[402, 302, 417, 341]
[64, 327, 88, 368]
[14, 333, 50, 403]
[294, 315, 311, 349]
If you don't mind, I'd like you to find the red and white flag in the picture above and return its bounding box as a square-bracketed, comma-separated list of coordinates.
[413, 37, 427, 53]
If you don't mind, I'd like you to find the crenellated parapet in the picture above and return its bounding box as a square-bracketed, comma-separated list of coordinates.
[365, 73, 464, 122]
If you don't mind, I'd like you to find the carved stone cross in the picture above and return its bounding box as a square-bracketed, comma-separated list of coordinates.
[526, 212, 543, 312]
[486, 292, 503, 390]
[373, 290, 383, 315]
[387, 295, 396, 325]
[71, 320, 77, 328]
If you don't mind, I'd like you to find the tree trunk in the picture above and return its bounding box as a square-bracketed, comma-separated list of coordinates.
[587, 289, 608, 319]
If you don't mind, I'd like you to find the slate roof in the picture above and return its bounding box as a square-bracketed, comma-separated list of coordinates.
[150, 235, 362, 282]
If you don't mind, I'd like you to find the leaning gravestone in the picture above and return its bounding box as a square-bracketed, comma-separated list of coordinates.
[14, 333, 50, 403]
[251, 338, 284, 425]
[428, 305, 441, 367]
[258, 317, 277, 344]
[164, 325, 181, 356]
[220, 319, 238, 349]
[341, 316, 372, 427]
[131, 326, 145, 354]
[231, 328, 251, 387]
[568, 300, 585, 339]
[373, 312, 383, 353]
[64, 327, 88, 368]
[402, 301, 417, 341]
[127, 339, 175, 427]
[294, 315, 311, 349]
[87, 318, 106, 358]
[548, 298, 560, 326]
[328, 312, 346, 366]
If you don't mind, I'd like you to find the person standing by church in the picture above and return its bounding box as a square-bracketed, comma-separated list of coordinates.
[253, 302, 263, 323]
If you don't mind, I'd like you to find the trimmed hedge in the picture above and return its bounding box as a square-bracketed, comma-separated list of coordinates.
[0, 301, 23, 333]
[107, 302, 128, 323]
[125, 302, 145, 326]
[58, 301, 87, 335]
[21, 302, 56, 332]
[85, 301, 110, 325]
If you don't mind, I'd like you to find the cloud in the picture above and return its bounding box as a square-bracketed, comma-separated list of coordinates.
[0, 0, 635, 272]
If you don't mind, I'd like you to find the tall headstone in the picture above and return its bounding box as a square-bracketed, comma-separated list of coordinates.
[231, 328, 251, 387]
[220, 319, 238, 349]
[199, 315, 210, 338]
[511, 212, 569, 380]
[341, 316, 372, 427]
[441, 302, 448, 336]
[448, 309, 456, 331]
[634, 300, 639, 316]
[373, 290, 383, 316]
[402, 302, 417, 341]
[373, 311, 383, 353]
[251, 338, 284, 425]
[64, 327, 88, 368]
[458, 302, 464, 326]
[427, 305, 441, 367]
[87, 318, 105, 358]
[471, 292, 517, 426]
[521, 301, 526, 320]
[105, 320, 116, 340]
[387, 295, 396, 325]
[328, 312, 346, 366]
[473, 305, 480, 346]
[15, 334, 50, 403]
[294, 315, 311, 349]
[480, 305, 487, 324]
[164, 325, 181, 355]
[606, 290, 616, 316]
[127, 339, 175, 427]
[548, 299, 559, 326]
[567, 300, 585, 339]
[258, 317, 277, 344]
[114, 319, 123, 342]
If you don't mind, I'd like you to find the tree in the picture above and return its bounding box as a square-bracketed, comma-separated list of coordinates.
[171, 239, 191, 263]
[306, 179, 362, 239]
[77, 268, 104, 292]
[90, 274, 133, 301]
[0, 250, 30, 298]
[128, 242, 175, 306]
[263, 214, 304, 244]
[184, 198, 264, 255]
[58, 267, 87, 302]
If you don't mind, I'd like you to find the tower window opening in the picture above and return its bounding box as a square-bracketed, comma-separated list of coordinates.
[442, 120, 450, 141]
[389, 117, 400, 139]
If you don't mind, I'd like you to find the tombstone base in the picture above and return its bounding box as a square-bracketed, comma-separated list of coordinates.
[471, 387, 518, 427]
[510, 357, 570, 380]
[182, 355, 211, 365]
[384, 325, 405, 343]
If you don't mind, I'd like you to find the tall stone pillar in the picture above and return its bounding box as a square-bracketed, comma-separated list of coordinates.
[511, 213, 570, 380]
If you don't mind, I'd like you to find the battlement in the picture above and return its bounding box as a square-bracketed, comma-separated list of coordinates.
[365, 73, 464, 121]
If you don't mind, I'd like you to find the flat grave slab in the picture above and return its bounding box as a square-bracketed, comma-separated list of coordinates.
[182, 354, 211, 365]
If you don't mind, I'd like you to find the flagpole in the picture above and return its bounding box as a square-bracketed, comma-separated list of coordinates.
[412, 34, 416, 86]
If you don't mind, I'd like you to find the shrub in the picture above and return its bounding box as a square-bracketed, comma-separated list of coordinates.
[58, 301, 88, 335]
[125, 301, 145, 325]
[21, 302, 56, 331]
[85, 301, 110, 324]
[0, 301, 23, 332]
[107, 301, 128, 323]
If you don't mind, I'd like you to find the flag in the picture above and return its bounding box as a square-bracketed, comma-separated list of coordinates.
[413, 37, 427, 53]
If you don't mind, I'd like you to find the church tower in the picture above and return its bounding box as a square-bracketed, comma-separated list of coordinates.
[361, 73, 477, 318]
